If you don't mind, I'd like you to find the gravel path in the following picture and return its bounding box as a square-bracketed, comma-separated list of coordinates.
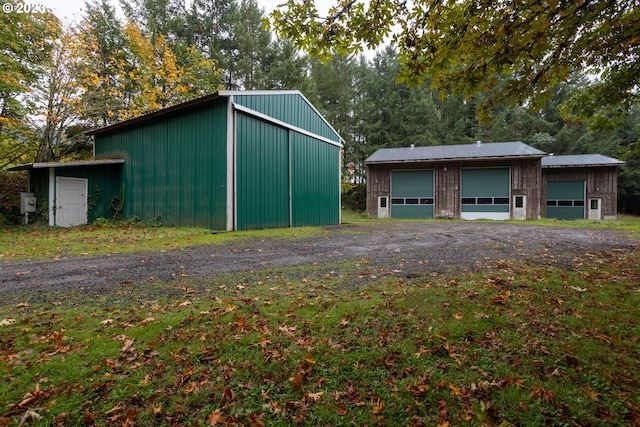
[1, 222, 637, 304]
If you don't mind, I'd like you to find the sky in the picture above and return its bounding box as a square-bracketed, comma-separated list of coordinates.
[37, 0, 332, 25]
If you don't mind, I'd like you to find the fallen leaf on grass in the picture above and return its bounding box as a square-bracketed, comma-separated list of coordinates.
[0, 319, 16, 326]
[208, 409, 224, 425]
[371, 397, 384, 414]
[305, 391, 324, 402]
[583, 385, 600, 401]
[18, 409, 42, 427]
[336, 403, 348, 416]
[105, 404, 122, 415]
[279, 324, 296, 337]
[289, 374, 303, 389]
[221, 387, 234, 404]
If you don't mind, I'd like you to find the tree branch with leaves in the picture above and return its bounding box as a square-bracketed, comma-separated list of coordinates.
[267, 0, 640, 126]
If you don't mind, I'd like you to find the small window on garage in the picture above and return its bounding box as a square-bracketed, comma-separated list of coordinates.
[515, 196, 524, 208]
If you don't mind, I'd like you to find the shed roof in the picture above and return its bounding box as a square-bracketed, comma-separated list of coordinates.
[542, 154, 625, 168]
[8, 159, 124, 171]
[365, 141, 545, 164]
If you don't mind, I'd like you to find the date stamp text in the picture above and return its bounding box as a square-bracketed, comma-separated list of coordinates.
[2, 2, 45, 14]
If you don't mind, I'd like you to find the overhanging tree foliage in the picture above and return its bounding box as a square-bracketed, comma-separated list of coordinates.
[0, 1, 58, 134]
[268, 0, 640, 126]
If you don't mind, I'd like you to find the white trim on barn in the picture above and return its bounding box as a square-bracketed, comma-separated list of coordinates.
[226, 95, 235, 232]
[48, 168, 55, 226]
[232, 103, 343, 148]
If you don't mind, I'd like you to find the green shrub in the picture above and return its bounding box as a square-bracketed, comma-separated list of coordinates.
[342, 183, 366, 212]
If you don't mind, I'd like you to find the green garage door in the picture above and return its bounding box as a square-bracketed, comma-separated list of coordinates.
[546, 181, 585, 219]
[391, 170, 433, 218]
[461, 168, 510, 220]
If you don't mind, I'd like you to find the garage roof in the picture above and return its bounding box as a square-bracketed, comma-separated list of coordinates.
[365, 141, 545, 164]
[542, 154, 625, 168]
[8, 159, 124, 171]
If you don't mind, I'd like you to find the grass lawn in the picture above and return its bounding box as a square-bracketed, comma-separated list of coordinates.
[1, 216, 639, 426]
[0, 222, 327, 261]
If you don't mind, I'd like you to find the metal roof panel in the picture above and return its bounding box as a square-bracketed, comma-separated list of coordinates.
[542, 154, 625, 167]
[365, 142, 545, 163]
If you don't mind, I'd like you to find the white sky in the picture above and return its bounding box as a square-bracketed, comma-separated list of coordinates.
[36, 0, 333, 25]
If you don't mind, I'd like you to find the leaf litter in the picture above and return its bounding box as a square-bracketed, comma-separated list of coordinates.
[0, 222, 639, 425]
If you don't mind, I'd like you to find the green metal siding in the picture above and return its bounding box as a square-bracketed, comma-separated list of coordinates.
[52, 165, 122, 222]
[291, 133, 340, 226]
[461, 168, 510, 213]
[233, 93, 340, 143]
[546, 181, 585, 219]
[94, 99, 228, 229]
[236, 113, 290, 230]
[390, 170, 434, 218]
[29, 169, 49, 222]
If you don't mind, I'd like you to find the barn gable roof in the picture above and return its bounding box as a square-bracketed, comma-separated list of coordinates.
[542, 154, 625, 168]
[365, 141, 545, 164]
[86, 90, 343, 146]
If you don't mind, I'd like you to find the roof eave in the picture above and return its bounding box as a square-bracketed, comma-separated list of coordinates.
[542, 162, 625, 168]
[7, 159, 125, 171]
[86, 92, 226, 136]
[366, 154, 546, 164]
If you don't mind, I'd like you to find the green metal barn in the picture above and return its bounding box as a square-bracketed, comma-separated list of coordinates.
[12, 91, 343, 230]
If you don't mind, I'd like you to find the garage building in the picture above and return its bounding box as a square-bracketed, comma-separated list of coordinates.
[542, 154, 624, 220]
[366, 142, 624, 220]
[11, 91, 343, 230]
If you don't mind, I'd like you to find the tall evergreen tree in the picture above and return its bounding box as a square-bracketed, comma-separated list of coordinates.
[120, 0, 187, 41]
[229, 0, 272, 89]
[185, 0, 237, 63]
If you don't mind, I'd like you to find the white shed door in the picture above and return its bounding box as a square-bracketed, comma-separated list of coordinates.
[56, 177, 87, 227]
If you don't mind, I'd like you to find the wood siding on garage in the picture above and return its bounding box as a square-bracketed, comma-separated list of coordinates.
[541, 166, 619, 219]
[367, 158, 542, 219]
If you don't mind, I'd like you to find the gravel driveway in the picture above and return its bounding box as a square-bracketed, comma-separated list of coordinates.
[1, 222, 637, 304]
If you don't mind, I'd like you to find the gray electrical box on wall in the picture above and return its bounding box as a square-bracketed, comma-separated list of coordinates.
[20, 192, 36, 214]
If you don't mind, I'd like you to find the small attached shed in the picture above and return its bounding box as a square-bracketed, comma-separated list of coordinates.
[12, 90, 343, 229]
[9, 160, 124, 227]
[542, 154, 624, 220]
[366, 142, 546, 220]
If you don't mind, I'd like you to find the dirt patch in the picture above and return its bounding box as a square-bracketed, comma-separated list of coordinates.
[1, 221, 637, 304]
